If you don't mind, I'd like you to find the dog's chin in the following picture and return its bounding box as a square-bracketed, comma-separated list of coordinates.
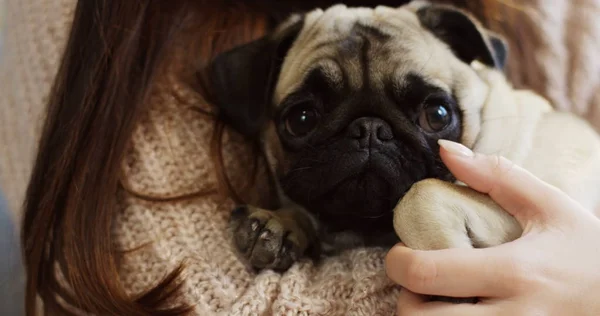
[326, 172, 396, 217]
[312, 171, 401, 232]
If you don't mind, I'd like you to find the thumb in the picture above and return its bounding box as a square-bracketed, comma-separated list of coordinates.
[438, 140, 580, 225]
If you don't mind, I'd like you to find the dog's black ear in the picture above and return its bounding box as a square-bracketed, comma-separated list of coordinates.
[208, 16, 304, 137]
[486, 31, 508, 69]
[416, 5, 508, 69]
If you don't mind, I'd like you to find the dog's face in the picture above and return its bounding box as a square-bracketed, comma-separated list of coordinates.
[210, 2, 506, 233]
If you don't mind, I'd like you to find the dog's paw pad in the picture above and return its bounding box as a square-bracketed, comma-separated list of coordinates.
[230, 206, 307, 271]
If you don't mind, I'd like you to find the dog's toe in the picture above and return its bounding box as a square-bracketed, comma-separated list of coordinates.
[231, 206, 307, 271]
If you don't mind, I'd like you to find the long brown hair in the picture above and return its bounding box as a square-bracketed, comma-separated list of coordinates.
[20, 1, 274, 314]
[20, 1, 505, 315]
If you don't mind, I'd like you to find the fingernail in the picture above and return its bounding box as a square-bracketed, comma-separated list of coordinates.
[438, 139, 474, 157]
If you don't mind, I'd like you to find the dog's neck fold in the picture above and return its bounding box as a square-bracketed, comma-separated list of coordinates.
[470, 61, 553, 163]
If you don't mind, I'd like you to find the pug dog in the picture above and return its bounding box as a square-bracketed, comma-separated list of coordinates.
[207, 1, 600, 273]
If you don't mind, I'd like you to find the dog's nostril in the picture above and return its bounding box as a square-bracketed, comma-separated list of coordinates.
[347, 117, 393, 143]
[376, 124, 393, 141]
[348, 121, 366, 139]
[350, 124, 368, 139]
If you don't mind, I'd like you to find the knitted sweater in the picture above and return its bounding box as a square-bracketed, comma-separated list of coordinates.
[2, 1, 600, 315]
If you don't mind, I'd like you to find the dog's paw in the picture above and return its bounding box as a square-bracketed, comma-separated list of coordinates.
[230, 205, 311, 271]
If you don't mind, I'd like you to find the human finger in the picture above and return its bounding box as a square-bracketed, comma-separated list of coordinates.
[397, 288, 495, 316]
[385, 243, 514, 298]
[438, 140, 581, 224]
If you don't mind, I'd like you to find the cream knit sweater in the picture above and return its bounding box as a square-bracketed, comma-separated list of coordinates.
[2, 1, 600, 315]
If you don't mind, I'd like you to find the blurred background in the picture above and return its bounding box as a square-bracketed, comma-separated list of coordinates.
[0, 0, 3, 58]
[0, 1, 24, 315]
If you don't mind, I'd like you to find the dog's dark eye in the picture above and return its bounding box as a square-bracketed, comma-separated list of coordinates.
[418, 104, 451, 132]
[284, 105, 320, 137]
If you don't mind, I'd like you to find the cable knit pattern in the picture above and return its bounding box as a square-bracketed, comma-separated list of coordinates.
[3, 0, 600, 315]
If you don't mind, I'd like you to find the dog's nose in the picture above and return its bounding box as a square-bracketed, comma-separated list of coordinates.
[347, 117, 393, 147]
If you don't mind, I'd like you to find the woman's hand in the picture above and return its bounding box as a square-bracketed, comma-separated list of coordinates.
[385, 140, 600, 316]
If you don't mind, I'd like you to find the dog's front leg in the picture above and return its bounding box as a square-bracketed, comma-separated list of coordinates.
[393, 178, 523, 304]
[229, 203, 319, 271]
[393, 178, 522, 251]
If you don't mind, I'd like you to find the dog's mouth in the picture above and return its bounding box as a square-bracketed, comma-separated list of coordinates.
[319, 167, 407, 212]
[281, 147, 457, 233]
[313, 150, 407, 192]
[306, 172, 402, 232]
[320, 169, 401, 209]
[282, 151, 420, 231]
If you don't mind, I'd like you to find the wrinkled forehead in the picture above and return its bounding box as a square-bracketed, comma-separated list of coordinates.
[273, 4, 456, 105]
